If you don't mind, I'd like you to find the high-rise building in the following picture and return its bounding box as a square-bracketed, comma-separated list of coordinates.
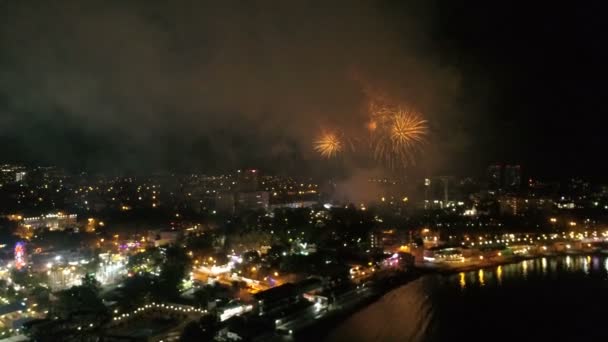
[423, 178, 431, 209]
[439, 176, 450, 204]
[0, 164, 26, 184]
[504, 165, 521, 192]
[15, 171, 26, 182]
[487, 164, 503, 191]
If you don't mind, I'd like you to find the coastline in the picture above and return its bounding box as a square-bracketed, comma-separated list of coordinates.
[419, 250, 607, 275]
[299, 251, 601, 341]
[294, 270, 422, 341]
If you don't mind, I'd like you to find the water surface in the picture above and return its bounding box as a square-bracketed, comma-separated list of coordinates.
[329, 255, 608, 341]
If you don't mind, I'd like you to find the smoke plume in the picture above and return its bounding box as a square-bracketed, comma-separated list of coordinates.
[0, 0, 463, 175]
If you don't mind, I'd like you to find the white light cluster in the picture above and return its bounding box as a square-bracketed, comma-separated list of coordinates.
[112, 303, 207, 321]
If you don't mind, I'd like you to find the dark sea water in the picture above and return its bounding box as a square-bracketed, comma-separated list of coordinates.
[328, 255, 608, 341]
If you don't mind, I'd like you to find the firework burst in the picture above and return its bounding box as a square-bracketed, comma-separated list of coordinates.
[390, 112, 427, 146]
[314, 131, 343, 159]
[370, 108, 428, 168]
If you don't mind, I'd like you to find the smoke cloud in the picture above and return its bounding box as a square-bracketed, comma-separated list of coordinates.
[0, 0, 463, 175]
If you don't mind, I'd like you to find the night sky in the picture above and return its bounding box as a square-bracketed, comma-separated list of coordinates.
[434, 2, 608, 180]
[0, 1, 606, 180]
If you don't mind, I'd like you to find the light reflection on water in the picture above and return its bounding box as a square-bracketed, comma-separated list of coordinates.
[592, 256, 599, 271]
[451, 255, 608, 289]
[496, 265, 502, 285]
[459, 272, 466, 289]
[541, 257, 547, 272]
[330, 256, 608, 342]
[434, 255, 608, 341]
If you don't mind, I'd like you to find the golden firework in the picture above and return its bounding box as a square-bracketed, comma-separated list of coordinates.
[390, 112, 427, 146]
[370, 107, 428, 168]
[314, 131, 343, 158]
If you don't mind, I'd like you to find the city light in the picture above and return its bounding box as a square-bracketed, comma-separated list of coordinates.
[0, 3, 604, 340]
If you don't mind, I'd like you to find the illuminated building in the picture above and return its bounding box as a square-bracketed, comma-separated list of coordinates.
[424, 178, 431, 209]
[269, 200, 317, 210]
[422, 176, 457, 209]
[498, 195, 520, 216]
[423, 247, 466, 263]
[15, 171, 26, 183]
[487, 164, 521, 193]
[0, 164, 26, 185]
[47, 266, 84, 291]
[370, 229, 405, 252]
[19, 212, 77, 231]
[148, 230, 181, 247]
[14, 242, 26, 270]
[218, 302, 254, 321]
[497, 195, 553, 215]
